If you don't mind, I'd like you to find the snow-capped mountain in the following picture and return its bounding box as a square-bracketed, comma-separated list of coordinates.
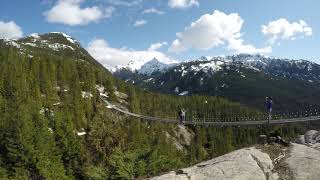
[224, 54, 320, 82]
[1, 32, 83, 54]
[0, 32, 98, 65]
[139, 58, 176, 75]
[114, 57, 176, 75]
[115, 54, 320, 82]
[114, 54, 320, 111]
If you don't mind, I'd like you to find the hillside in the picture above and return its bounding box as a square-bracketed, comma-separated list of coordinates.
[0, 33, 299, 179]
[114, 55, 320, 112]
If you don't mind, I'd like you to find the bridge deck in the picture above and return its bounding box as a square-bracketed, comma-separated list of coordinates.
[101, 97, 320, 126]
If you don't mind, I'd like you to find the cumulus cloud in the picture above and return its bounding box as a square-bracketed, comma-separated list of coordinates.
[108, 0, 142, 7]
[262, 18, 312, 44]
[228, 39, 272, 54]
[87, 39, 176, 69]
[0, 21, 23, 39]
[148, 42, 168, 51]
[169, 10, 271, 54]
[134, 20, 147, 27]
[142, 8, 165, 15]
[104, 6, 116, 18]
[45, 0, 114, 26]
[168, 0, 199, 9]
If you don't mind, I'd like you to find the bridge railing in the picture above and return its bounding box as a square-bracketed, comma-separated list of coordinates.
[100, 96, 320, 126]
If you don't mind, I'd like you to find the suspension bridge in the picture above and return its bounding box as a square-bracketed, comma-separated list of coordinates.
[100, 96, 320, 126]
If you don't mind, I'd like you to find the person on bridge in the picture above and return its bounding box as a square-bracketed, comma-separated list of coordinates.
[178, 108, 186, 124]
[266, 97, 273, 124]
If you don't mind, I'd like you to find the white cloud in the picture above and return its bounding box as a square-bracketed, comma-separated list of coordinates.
[168, 0, 199, 9]
[104, 6, 116, 18]
[0, 21, 23, 39]
[87, 39, 176, 69]
[108, 0, 142, 7]
[169, 10, 271, 54]
[262, 18, 312, 44]
[45, 0, 114, 26]
[134, 20, 147, 27]
[228, 39, 272, 54]
[142, 8, 165, 15]
[148, 42, 168, 51]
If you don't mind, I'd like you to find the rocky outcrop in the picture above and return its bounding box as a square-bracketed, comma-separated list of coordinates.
[286, 143, 320, 180]
[150, 147, 278, 180]
[166, 125, 194, 151]
[295, 130, 320, 144]
[151, 130, 320, 180]
[289, 130, 320, 180]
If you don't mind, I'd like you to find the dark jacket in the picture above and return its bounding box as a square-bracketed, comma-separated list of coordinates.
[266, 99, 273, 110]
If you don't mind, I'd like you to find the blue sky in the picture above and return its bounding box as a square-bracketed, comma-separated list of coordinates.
[0, 0, 319, 68]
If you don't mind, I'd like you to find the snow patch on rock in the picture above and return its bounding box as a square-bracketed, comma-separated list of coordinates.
[179, 91, 189, 96]
[81, 91, 93, 98]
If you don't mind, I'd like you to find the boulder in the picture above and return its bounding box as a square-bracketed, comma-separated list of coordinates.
[258, 135, 267, 145]
[315, 132, 320, 143]
[295, 135, 305, 144]
[276, 136, 289, 146]
[268, 137, 277, 144]
[286, 143, 320, 180]
[304, 130, 318, 144]
[150, 148, 277, 180]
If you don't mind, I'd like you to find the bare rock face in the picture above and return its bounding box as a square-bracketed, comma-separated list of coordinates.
[165, 125, 194, 151]
[150, 148, 278, 180]
[304, 130, 319, 144]
[286, 143, 320, 180]
[151, 131, 320, 180]
[175, 125, 194, 146]
[295, 135, 305, 144]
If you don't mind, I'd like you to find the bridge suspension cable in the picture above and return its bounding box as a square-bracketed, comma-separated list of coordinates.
[100, 97, 320, 126]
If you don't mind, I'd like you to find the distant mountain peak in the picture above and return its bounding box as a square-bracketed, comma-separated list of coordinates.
[115, 57, 177, 75]
[48, 32, 78, 44]
[11, 32, 81, 52]
[139, 58, 174, 75]
[0, 32, 95, 64]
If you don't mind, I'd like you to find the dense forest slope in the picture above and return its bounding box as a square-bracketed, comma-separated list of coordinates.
[0, 33, 304, 179]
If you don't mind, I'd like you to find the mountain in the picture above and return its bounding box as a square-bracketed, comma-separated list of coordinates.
[139, 58, 175, 75]
[113, 57, 176, 75]
[113, 54, 320, 111]
[1, 32, 291, 179]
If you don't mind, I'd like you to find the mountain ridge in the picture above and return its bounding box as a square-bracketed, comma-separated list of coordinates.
[113, 54, 320, 111]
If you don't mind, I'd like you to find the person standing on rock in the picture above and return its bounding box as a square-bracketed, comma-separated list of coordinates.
[181, 109, 186, 124]
[178, 109, 183, 124]
[178, 108, 186, 124]
[266, 97, 273, 124]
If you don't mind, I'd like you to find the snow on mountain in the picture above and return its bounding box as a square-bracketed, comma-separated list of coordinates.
[189, 60, 224, 73]
[3, 39, 21, 48]
[29, 33, 40, 39]
[49, 32, 78, 44]
[47, 43, 74, 51]
[1, 32, 80, 53]
[171, 54, 320, 80]
[139, 58, 175, 75]
[114, 53, 320, 90]
[127, 59, 146, 71]
[115, 57, 177, 75]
